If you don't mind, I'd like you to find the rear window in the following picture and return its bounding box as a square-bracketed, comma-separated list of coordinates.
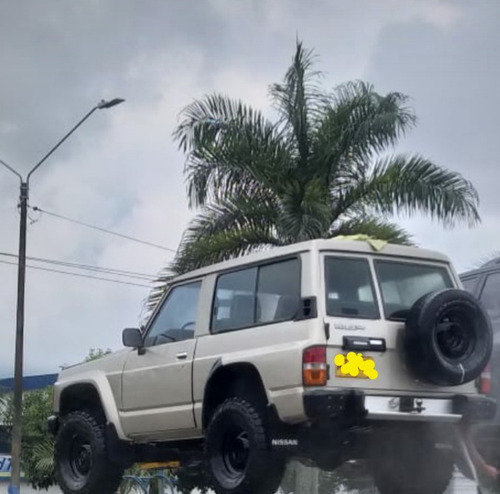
[325, 257, 379, 319]
[375, 261, 453, 320]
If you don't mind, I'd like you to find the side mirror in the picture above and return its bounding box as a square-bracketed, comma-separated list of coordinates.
[122, 328, 143, 349]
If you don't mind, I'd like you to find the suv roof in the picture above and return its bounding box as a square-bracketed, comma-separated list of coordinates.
[175, 238, 451, 282]
[461, 257, 500, 279]
[481, 257, 500, 268]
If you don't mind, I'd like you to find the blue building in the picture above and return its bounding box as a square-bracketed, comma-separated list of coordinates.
[0, 374, 58, 393]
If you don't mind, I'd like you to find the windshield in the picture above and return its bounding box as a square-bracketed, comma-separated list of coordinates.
[375, 260, 453, 320]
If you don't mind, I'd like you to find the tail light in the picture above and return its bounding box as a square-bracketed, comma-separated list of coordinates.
[479, 362, 492, 395]
[303, 346, 327, 386]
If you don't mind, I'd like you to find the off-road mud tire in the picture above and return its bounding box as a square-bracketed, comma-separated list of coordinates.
[54, 410, 124, 494]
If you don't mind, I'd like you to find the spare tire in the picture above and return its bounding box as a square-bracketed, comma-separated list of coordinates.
[404, 289, 492, 386]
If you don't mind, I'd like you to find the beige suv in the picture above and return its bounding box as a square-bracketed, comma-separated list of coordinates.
[48, 239, 495, 494]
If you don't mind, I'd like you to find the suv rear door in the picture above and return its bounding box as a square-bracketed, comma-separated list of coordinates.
[321, 253, 474, 394]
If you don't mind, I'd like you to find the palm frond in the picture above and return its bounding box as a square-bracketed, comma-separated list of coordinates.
[144, 195, 280, 309]
[311, 81, 416, 183]
[171, 228, 281, 275]
[0, 393, 12, 426]
[181, 194, 278, 241]
[144, 270, 176, 315]
[171, 194, 281, 274]
[278, 178, 332, 241]
[330, 217, 414, 245]
[173, 94, 290, 208]
[32, 438, 54, 476]
[270, 41, 326, 166]
[333, 154, 480, 227]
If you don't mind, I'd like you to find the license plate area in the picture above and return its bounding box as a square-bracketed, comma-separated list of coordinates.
[334, 354, 376, 379]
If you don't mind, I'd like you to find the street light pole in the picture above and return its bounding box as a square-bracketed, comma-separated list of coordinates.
[9, 180, 28, 494]
[0, 98, 124, 494]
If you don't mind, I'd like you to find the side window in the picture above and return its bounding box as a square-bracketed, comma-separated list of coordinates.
[212, 268, 257, 333]
[257, 259, 301, 324]
[211, 258, 301, 333]
[480, 273, 500, 331]
[325, 257, 379, 319]
[144, 281, 202, 347]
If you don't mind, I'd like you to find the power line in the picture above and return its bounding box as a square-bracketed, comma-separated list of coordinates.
[0, 252, 157, 281]
[0, 259, 150, 288]
[30, 205, 177, 253]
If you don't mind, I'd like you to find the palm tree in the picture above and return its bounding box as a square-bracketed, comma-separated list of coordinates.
[148, 41, 479, 305]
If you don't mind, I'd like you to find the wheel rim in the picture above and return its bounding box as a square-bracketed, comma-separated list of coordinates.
[435, 309, 473, 361]
[68, 433, 93, 482]
[220, 425, 250, 480]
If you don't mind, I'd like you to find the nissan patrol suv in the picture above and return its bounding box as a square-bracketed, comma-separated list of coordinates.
[48, 239, 495, 494]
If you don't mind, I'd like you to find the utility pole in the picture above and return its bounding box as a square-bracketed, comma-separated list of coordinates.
[0, 97, 124, 494]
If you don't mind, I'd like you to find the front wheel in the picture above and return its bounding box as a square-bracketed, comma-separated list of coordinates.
[205, 397, 285, 494]
[54, 410, 124, 494]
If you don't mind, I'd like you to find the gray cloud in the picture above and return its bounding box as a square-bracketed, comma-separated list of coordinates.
[364, 0, 500, 269]
[0, 0, 497, 376]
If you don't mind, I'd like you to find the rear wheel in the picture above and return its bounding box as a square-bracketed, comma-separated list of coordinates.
[54, 410, 124, 494]
[371, 427, 454, 494]
[205, 397, 285, 494]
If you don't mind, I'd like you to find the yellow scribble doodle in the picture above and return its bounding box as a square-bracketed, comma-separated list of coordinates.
[334, 352, 378, 380]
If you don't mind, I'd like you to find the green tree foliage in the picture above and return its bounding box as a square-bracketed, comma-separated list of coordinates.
[164, 41, 479, 284]
[0, 388, 55, 490]
[19, 388, 55, 489]
[84, 347, 112, 362]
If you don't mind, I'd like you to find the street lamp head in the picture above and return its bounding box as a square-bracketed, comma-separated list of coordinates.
[97, 98, 125, 109]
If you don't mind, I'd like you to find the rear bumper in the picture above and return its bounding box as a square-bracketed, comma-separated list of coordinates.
[303, 389, 496, 423]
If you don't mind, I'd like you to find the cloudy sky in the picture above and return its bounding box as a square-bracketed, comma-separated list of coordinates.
[0, 0, 498, 376]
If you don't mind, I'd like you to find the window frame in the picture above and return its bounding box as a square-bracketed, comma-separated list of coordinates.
[210, 255, 303, 334]
[478, 270, 500, 310]
[323, 255, 381, 320]
[460, 275, 481, 295]
[142, 278, 203, 346]
[374, 259, 454, 321]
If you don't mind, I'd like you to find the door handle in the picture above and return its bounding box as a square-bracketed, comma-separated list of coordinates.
[176, 352, 188, 360]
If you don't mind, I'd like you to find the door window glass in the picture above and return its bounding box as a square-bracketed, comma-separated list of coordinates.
[211, 258, 301, 332]
[212, 268, 257, 332]
[257, 259, 301, 324]
[144, 281, 201, 346]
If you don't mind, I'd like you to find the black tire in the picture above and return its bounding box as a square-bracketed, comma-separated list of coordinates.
[371, 431, 454, 494]
[54, 410, 124, 494]
[205, 397, 285, 494]
[404, 288, 492, 386]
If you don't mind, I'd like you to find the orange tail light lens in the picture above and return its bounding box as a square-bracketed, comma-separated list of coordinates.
[303, 346, 327, 386]
[479, 362, 492, 395]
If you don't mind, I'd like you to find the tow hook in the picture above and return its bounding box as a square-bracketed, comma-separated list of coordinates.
[399, 397, 426, 413]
